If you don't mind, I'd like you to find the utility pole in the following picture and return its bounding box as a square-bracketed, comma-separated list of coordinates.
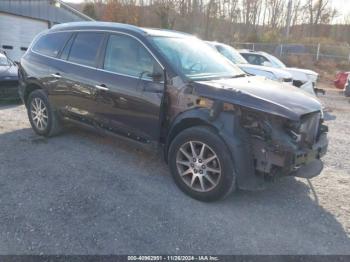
[285, 0, 293, 38]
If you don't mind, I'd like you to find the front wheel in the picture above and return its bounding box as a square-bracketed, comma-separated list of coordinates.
[168, 126, 236, 202]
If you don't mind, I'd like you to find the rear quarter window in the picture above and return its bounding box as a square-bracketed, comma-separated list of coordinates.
[32, 32, 71, 58]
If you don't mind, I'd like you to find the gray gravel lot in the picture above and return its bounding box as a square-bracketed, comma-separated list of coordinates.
[0, 89, 349, 255]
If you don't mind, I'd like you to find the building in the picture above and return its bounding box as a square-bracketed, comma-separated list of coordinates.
[0, 0, 93, 61]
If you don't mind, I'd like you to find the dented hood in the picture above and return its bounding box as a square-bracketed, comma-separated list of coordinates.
[194, 76, 322, 121]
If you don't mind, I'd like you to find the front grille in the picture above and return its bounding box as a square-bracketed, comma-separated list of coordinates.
[300, 112, 321, 147]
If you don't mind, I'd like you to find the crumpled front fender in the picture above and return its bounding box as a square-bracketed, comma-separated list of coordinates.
[167, 108, 265, 190]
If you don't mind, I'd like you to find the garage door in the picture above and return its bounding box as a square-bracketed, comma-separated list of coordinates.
[0, 13, 48, 62]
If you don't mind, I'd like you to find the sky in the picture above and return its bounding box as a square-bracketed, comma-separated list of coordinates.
[63, 0, 350, 22]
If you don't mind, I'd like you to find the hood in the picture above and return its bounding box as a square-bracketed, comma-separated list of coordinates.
[239, 64, 292, 79]
[0, 64, 18, 78]
[284, 68, 318, 83]
[286, 67, 318, 76]
[193, 76, 322, 121]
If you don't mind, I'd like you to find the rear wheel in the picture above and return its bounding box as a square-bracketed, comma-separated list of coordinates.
[27, 89, 63, 137]
[168, 126, 236, 202]
[345, 82, 350, 97]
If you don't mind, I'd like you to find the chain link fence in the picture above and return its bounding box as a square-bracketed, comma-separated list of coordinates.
[233, 42, 350, 63]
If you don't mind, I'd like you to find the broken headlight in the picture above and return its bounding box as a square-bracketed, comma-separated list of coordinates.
[285, 120, 302, 143]
[285, 112, 322, 146]
[241, 111, 273, 140]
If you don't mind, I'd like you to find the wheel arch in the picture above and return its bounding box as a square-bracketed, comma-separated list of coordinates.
[23, 81, 45, 106]
[165, 108, 262, 190]
[165, 108, 223, 163]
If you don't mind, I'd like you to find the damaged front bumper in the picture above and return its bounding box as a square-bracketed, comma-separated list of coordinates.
[252, 131, 328, 179]
[290, 133, 328, 178]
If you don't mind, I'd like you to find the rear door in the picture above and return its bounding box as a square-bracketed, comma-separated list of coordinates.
[51, 32, 106, 123]
[27, 31, 72, 101]
[93, 33, 164, 143]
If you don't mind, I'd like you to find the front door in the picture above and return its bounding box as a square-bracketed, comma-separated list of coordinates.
[93, 33, 164, 143]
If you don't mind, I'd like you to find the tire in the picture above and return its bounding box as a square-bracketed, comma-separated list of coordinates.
[27, 89, 63, 137]
[345, 83, 350, 97]
[168, 126, 236, 202]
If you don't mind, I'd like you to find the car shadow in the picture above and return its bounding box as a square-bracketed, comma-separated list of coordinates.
[0, 127, 349, 254]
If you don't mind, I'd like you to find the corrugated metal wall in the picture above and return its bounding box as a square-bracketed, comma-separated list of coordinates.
[0, 0, 90, 24]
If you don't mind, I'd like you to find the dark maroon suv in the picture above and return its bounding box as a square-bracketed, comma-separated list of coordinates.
[18, 22, 328, 201]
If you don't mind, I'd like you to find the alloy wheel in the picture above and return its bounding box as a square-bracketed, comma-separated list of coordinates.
[176, 141, 222, 192]
[30, 97, 48, 131]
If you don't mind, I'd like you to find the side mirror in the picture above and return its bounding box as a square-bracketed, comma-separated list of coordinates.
[147, 72, 163, 83]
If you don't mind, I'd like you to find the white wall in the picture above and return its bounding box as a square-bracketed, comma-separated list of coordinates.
[0, 12, 48, 62]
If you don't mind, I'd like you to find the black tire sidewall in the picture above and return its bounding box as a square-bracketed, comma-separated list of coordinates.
[27, 90, 53, 136]
[168, 126, 235, 202]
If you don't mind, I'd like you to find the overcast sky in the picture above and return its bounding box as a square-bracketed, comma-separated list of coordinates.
[63, 0, 350, 22]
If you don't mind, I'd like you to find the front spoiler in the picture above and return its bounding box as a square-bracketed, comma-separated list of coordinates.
[290, 133, 328, 178]
[290, 159, 324, 179]
[294, 133, 328, 167]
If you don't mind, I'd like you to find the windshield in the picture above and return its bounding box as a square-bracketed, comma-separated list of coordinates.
[0, 55, 9, 66]
[216, 44, 248, 65]
[150, 36, 244, 80]
[265, 54, 286, 68]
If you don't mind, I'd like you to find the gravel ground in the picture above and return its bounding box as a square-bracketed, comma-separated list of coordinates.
[0, 88, 349, 255]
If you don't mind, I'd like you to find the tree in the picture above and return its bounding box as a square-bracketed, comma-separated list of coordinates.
[83, 2, 98, 20]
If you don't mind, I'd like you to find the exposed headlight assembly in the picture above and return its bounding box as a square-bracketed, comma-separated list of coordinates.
[241, 111, 273, 140]
[307, 74, 318, 83]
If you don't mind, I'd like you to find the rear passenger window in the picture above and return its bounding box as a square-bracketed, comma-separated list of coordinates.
[68, 32, 105, 67]
[33, 32, 70, 57]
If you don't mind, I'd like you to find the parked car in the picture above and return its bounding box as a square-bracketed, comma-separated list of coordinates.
[0, 51, 19, 100]
[345, 74, 350, 97]
[207, 42, 294, 84]
[239, 50, 323, 96]
[19, 22, 328, 202]
[334, 71, 349, 90]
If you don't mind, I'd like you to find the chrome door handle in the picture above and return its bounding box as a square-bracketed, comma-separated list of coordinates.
[95, 84, 109, 91]
[51, 73, 61, 78]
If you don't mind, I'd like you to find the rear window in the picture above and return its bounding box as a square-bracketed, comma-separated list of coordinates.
[67, 32, 105, 67]
[33, 32, 71, 57]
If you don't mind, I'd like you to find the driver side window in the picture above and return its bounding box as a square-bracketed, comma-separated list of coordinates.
[103, 34, 162, 79]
